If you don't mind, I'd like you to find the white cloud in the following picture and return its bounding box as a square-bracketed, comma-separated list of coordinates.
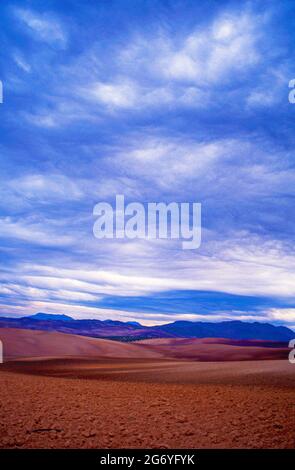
[14, 8, 67, 47]
[111, 136, 234, 190]
[1, 232, 294, 302]
[0, 216, 74, 247]
[9, 174, 83, 202]
[84, 12, 260, 111]
[13, 53, 31, 73]
[3, 283, 98, 303]
[1, 231, 295, 325]
[246, 67, 287, 109]
[121, 12, 260, 86]
[88, 81, 138, 109]
[267, 308, 295, 323]
[21, 9, 266, 127]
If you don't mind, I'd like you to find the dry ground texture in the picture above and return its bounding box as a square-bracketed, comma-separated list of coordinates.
[0, 328, 294, 449]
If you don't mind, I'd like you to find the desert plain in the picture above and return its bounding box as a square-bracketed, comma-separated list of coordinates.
[0, 328, 294, 449]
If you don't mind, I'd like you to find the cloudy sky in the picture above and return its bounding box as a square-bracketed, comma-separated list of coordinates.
[1, 0, 295, 328]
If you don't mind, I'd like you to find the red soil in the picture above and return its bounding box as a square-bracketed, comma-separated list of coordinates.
[137, 337, 290, 361]
[0, 328, 163, 360]
[0, 328, 290, 362]
[0, 328, 294, 449]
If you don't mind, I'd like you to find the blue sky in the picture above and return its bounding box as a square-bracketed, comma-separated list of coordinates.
[1, 0, 295, 328]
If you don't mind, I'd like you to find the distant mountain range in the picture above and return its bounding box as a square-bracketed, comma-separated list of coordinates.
[0, 313, 293, 342]
[28, 313, 73, 322]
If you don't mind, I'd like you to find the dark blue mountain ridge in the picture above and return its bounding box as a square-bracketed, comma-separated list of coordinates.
[0, 314, 293, 342]
[26, 313, 74, 322]
[154, 320, 294, 341]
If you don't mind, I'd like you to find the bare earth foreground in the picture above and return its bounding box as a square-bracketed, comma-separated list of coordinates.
[0, 329, 294, 449]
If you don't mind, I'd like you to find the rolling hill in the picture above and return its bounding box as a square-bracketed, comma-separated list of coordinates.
[0, 328, 163, 360]
[0, 328, 290, 362]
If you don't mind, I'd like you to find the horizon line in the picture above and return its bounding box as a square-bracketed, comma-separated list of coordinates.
[0, 312, 294, 331]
